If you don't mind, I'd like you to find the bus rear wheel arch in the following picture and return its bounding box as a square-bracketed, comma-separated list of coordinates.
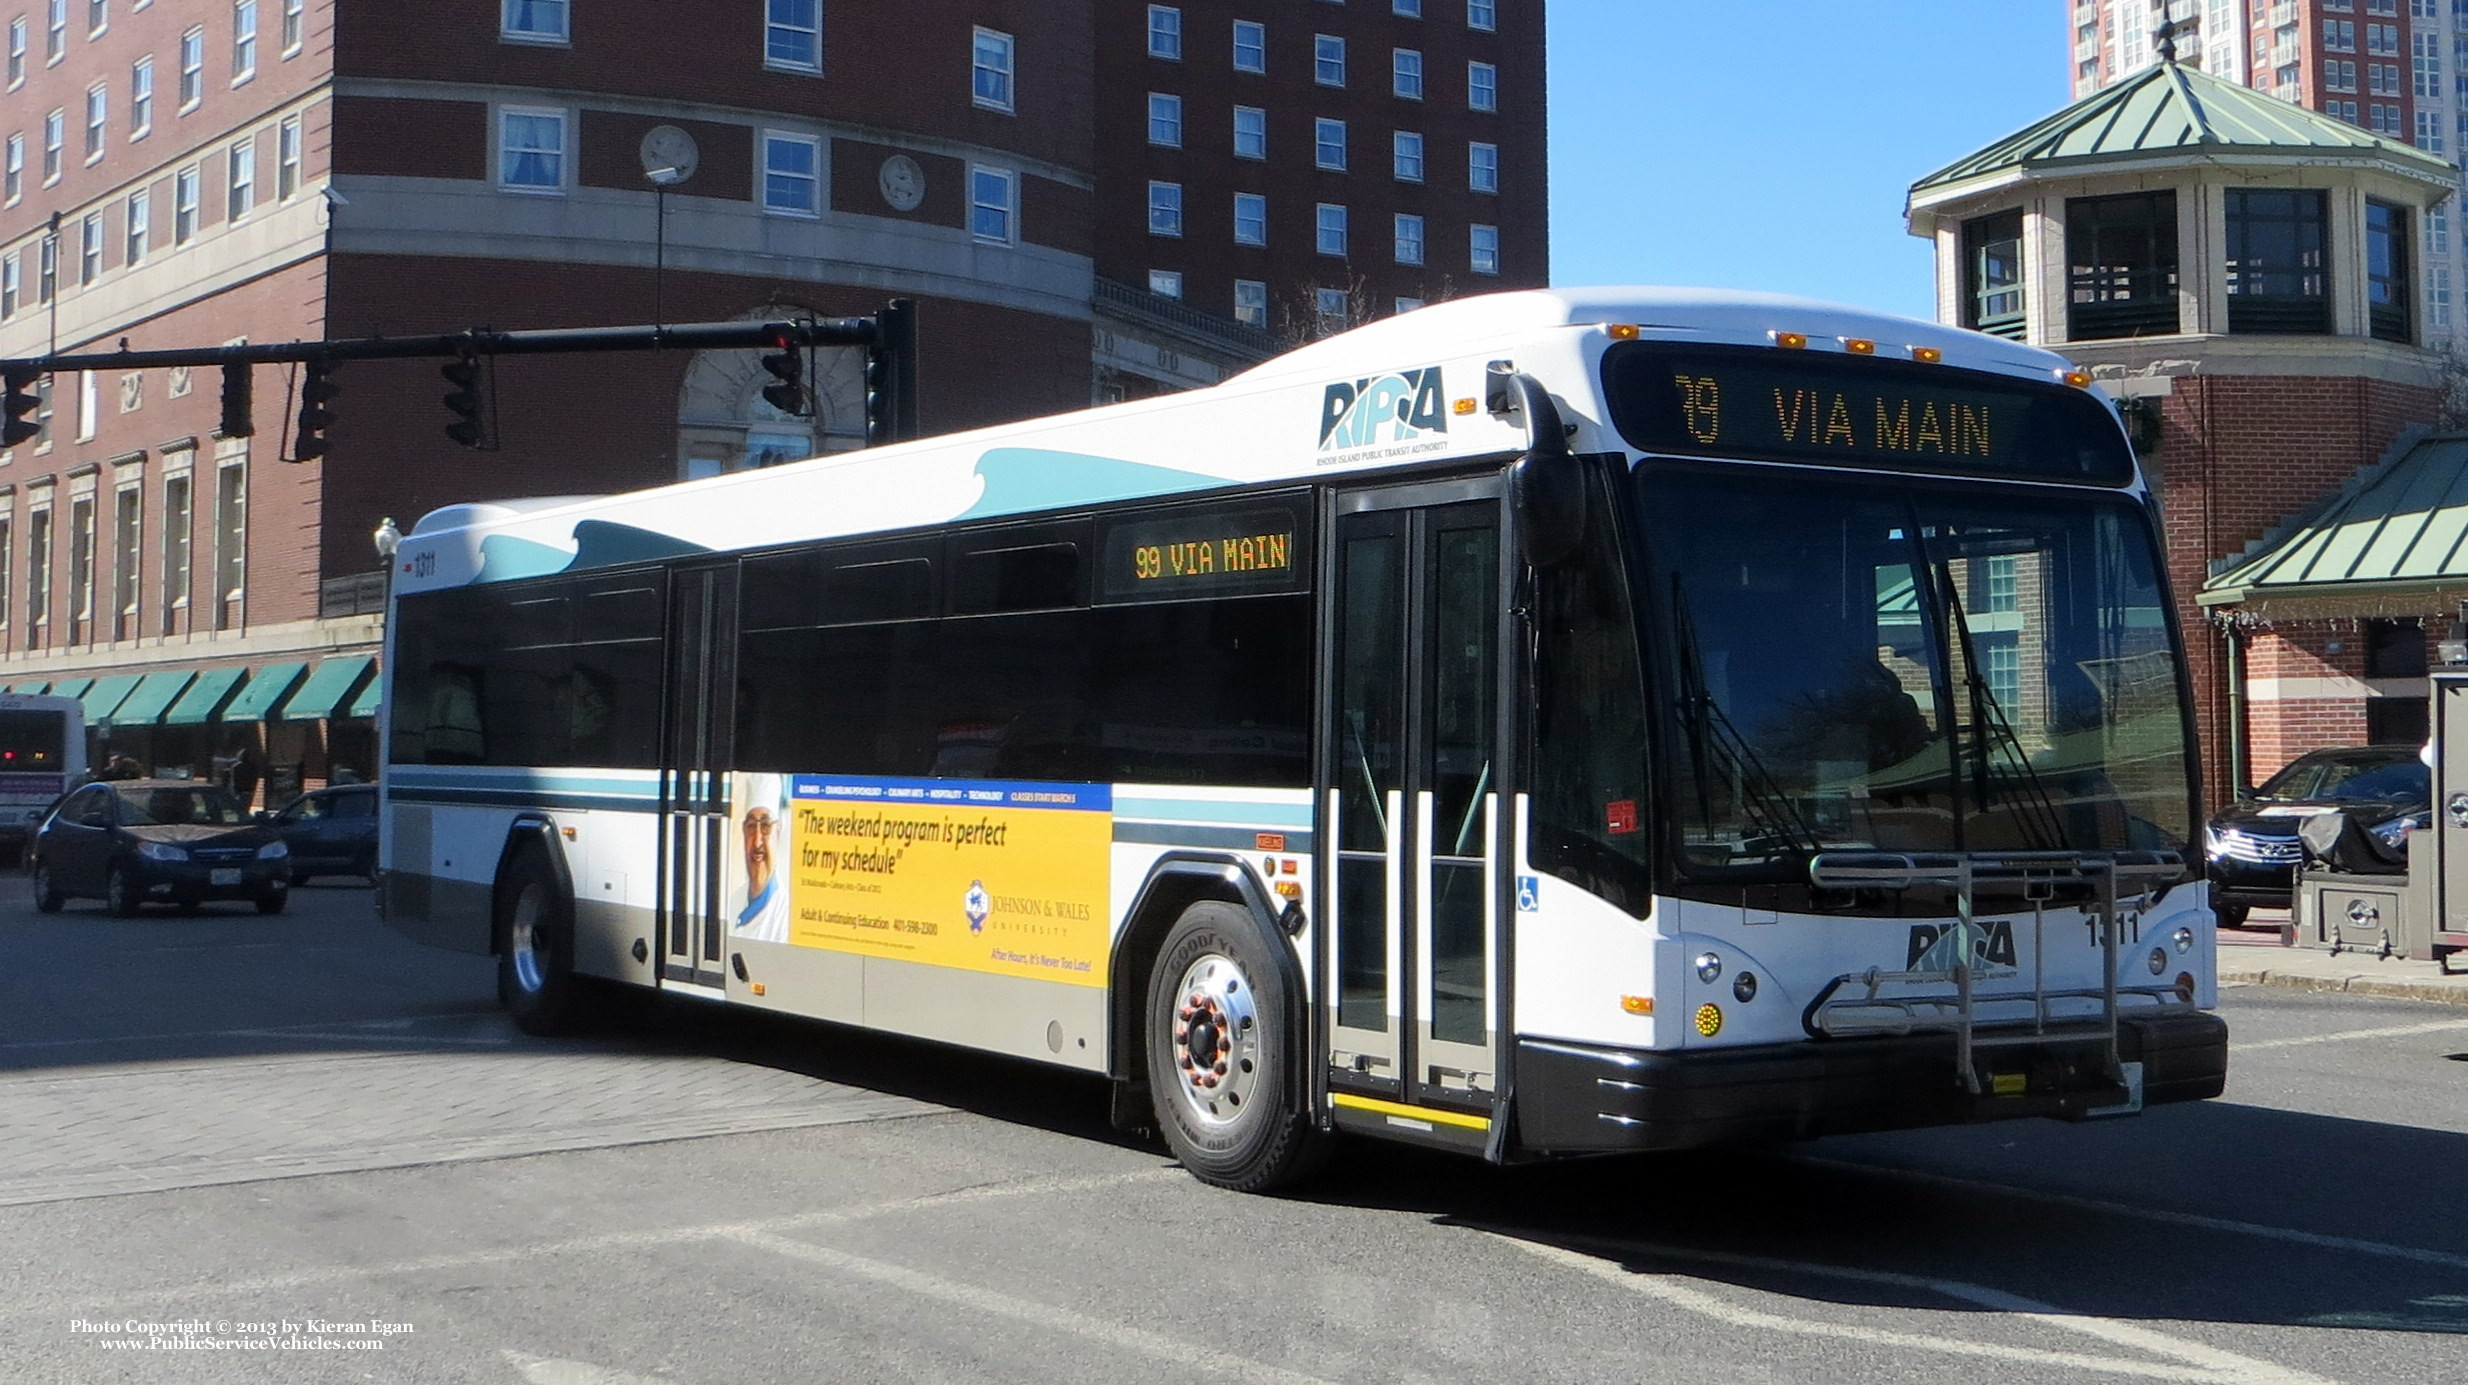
[1143, 899, 1327, 1191]
[494, 840, 595, 1035]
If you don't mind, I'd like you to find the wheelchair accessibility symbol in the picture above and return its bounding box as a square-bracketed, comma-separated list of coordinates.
[1516, 875, 1540, 913]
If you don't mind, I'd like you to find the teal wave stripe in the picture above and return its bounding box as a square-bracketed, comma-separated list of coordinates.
[961, 449, 1224, 519]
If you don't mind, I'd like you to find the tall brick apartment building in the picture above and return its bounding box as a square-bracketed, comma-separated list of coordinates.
[0, 1, 1548, 796]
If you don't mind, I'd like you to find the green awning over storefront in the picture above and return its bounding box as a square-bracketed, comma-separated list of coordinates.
[113, 669, 197, 726]
[218, 662, 308, 722]
[81, 674, 144, 723]
[163, 667, 245, 726]
[8, 681, 47, 694]
[49, 677, 92, 699]
[279, 656, 374, 721]
[346, 676, 381, 719]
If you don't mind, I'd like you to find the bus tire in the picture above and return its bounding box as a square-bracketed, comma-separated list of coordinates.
[496, 845, 591, 1035]
[1145, 900, 1327, 1192]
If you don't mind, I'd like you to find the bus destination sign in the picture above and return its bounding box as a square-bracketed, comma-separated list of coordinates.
[1602, 342, 2133, 485]
[1099, 500, 1310, 602]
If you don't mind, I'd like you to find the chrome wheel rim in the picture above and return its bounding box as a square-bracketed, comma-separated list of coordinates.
[1167, 952, 1261, 1128]
[509, 884, 548, 994]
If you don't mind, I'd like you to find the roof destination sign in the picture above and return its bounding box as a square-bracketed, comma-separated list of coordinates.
[1601, 341, 2134, 486]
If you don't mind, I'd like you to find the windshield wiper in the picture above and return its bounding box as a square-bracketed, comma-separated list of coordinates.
[1669, 576, 1821, 858]
[1924, 555, 2069, 851]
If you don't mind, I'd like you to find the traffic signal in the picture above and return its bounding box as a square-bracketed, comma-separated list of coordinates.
[863, 347, 892, 446]
[759, 332, 807, 415]
[291, 360, 339, 461]
[440, 355, 484, 448]
[218, 360, 254, 439]
[1, 366, 40, 447]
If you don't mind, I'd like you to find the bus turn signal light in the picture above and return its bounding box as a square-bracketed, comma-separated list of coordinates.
[1621, 995, 1653, 1015]
[1694, 1004, 1723, 1037]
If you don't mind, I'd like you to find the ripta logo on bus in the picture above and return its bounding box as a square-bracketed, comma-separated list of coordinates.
[1318, 368, 1449, 452]
[1906, 920, 2019, 972]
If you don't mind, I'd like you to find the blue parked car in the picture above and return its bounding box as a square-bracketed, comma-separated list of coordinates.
[269, 783, 379, 884]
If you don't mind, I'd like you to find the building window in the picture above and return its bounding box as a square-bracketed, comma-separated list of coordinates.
[1394, 129, 1424, 181]
[1315, 202, 1346, 256]
[2366, 616, 2431, 744]
[281, 0, 302, 52]
[1315, 286, 1349, 334]
[969, 166, 1014, 243]
[1314, 117, 1346, 170]
[83, 83, 103, 161]
[131, 56, 152, 137]
[1394, 212, 1424, 265]
[45, 0, 61, 61]
[111, 482, 138, 641]
[42, 109, 61, 183]
[2419, 109, 2445, 151]
[2366, 21, 2398, 55]
[124, 186, 147, 264]
[1234, 278, 1266, 326]
[1962, 209, 2025, 339]
[26, 506, 49, 648]
[226, 136, 255, 218]
[1147, 269, 1182, 299]
[1233, 105, 1266, 159]
[1394, 48, 1422, 99]
[2434, 200, 2453, 257]
[2414, 30, 2442, 95]
[1395, 0, 1421, 15]
[2325, 18, 2355, 51]
[179, 28, 202, 108]
[501, 0, 568, 44]
[67, 493, 92, 645]
[972, 27, 1014, 112]
[1395, 296, 1423, 313]
[174, 165, 198, 243]
[77, 211, 100, 285]
[160, 471, 190, 632]
[1, 256, 16, 318]
[36, 235, 53, 303]
[1148, 92, 1182, 147]
[233, 0, 257, 82]
[762, 132, 819, 215]
[214, 458, 244, 630]
[1469, 139, 1498, 193]
[2067, 190, 2181, 339]
[498, 107, 564, 191]
[767, 0, 821, 73]
[4, 135, 18, 204]
[2368, 198, 2413, 342]
[1149, 180, 1183, 236]
[86, 0, 102, 36]
[1468, 59, 1496, 110]
[2369, 61, 2398, 95]
[2223, 188, 2326, 334]
[6, 19, 21, 87]
[0, 514, 12, 638]
[1148, 5, 1181, 59]
[1315, 33, 1344, 86]
[2328, 99, 2358, 123]
[1234, 191, 1266, 245]
[277, 113, 299, 198]
[1471, 222, 1499, 274]
[2326, 57, 2357, 91]
[1232, 18, 1264, 72]
[2434, 264, 2454, 332]
[75, 369, 94, 441]
[1468, 0, 1496, 31]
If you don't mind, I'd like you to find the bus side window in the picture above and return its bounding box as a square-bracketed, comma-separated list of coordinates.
[1530, 468, 1653, 916]
[424, 664, 487, 764]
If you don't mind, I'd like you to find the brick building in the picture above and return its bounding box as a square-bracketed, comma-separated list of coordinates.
[1908, 59, 2457, 800]
[0, 0, 1551, 799]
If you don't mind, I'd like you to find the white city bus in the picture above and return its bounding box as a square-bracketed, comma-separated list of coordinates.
[0, 691, 86, 861]
[376, 288, 2226, 1190]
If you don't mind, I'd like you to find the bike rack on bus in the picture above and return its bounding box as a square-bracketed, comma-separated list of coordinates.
[1802, 851, 2190, 1094]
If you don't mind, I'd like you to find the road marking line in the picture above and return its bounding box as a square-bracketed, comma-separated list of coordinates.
[1492, 1234, 2336, 1385]
[727, 1225, 1337, 1385]
[1, 1168, 1182, 1321]
[2234, 1018, 2468, 1052]
[1797, 1157, 2468, 1274]
[503, 1352, 677, 1385]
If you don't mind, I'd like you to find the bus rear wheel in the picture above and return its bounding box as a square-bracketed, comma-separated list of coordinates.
[496, 846, 592, 1036]
[1145, 901, 1327, 1192]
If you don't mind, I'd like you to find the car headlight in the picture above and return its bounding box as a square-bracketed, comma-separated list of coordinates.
[137, 841, 189, 862]
[2202, 825, 2225, 857]
[257, 840, 290, 860]
[2370, 814, 2424, 848]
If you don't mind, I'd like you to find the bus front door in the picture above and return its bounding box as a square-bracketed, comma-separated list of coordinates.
[659, 563, 739, 993]
[1325, 480, 1507, 1143]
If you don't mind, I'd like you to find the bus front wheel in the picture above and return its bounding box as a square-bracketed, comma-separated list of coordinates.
[1145, 901, 1327, 1192]
[495, 846, 590, 1035]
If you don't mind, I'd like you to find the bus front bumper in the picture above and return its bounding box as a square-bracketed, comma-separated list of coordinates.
[1512, 1009, 2227, 1156]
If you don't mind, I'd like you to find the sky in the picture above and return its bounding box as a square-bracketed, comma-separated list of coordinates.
[1547, 1, 2073, 320]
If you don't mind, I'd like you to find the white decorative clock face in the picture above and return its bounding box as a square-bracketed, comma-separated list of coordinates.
[638, 125, 700, 185]
[879, 155, 925, 212]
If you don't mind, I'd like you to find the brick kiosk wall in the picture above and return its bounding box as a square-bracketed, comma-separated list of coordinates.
[2244, 625, 2374, 777]
[2153, 373, 2441, 803]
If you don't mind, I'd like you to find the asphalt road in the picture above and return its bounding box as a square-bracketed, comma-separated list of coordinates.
[1, 876, 2464, 1384]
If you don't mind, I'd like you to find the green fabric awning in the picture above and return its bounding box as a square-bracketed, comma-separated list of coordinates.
[112, 669, 196, 726]
[218, 662, 308, 722]
[163, 667, 245, 726]
[279, 656, 374, 721]
[49, 677, 92, 699]
[8, 681, 47, 694]
[81, 674, 144, 722]
[346, 675, 381, 719]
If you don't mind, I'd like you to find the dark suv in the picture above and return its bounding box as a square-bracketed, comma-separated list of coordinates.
[2205, 746, 2428, 927]
[29, 779, 290, 915]
[269, 783, 378, 884]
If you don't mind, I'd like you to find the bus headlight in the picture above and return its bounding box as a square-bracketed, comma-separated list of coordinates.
[1694, 951, 1723, 983]
[1731, 971, 1758, 1003]
[2172, 926, 2194, 954]
[2147, 947, 2169, 976]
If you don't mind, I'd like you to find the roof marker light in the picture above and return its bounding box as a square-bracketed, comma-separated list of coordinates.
[1844, 338, 1876, 355]
[1607, 323, 1640, 340]
[2064, 369, 2094, 388]
[1774, 331, 1808, 350]
[1912, 346, 1943, 364]
[1453, 397, 1478, 416]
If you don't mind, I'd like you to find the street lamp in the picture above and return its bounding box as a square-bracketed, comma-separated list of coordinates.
[373, 516, 401, 567]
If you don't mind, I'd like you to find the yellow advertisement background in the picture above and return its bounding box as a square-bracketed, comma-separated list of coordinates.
[787, 793, 1112, 988]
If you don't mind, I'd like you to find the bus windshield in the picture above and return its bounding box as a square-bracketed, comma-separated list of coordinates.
[1638, 465, 2193, 872]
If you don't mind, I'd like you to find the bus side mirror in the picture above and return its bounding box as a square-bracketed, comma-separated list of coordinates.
[1494, 366, 1584, 568]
